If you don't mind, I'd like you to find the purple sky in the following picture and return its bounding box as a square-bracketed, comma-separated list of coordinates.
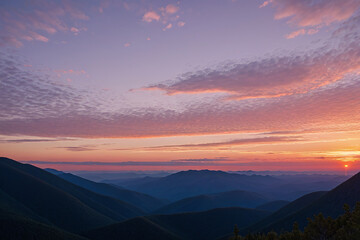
[1, 0, 360, 172]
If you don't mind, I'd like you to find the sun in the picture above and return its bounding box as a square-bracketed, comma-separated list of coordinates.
[344, 164, 349, 168]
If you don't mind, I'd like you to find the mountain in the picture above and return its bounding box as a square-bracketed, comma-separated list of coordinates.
[0, 210, 88, 240]
[116, 170, 281, 201]
[259, 172, 360, 232]
[56, 172, 166, 212]
[85, 216, 180, 240]
[0, 157, 144, 233]
[246, 191, 327, 234]
[85, 207, 271, 240]
[255, 200, 290, 212]
[154, 190, 269, 214]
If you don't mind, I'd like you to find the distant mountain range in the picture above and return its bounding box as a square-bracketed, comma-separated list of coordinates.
[154, 190, 269, 214]
[108, 169, 346, 201]
[112, 170, 281, 201]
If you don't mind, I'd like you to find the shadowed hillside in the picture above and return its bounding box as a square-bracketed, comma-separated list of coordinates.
[255, 200, 290, 212]
[259, 171, 360, 232]
[0, 157, 144, 233]
[85, 207, 271, 240]
[56, 172, 166, 212]
[245, 191, 327, 234]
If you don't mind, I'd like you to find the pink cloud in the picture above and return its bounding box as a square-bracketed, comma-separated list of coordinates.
[178, 21, 186, 27]
[142, 11, 161, 22]
[263, 0, 360, 38]
[165, 4, 179, 14]
[163, 23, 172, 31]
[271, 0, 360, 27]
[259, 0, 273, 8]
[286, 29, 305, 39]
[144, 40, 360, 100]
[0, 1, 90, 47]
[29, 32, 49, 42]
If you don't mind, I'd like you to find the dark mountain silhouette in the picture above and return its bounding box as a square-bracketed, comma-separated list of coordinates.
[85, 207, 270, 240]
[85, 216, 180, 240]
[0, 210, 88, 240]
[0, 157, 144, 233]
[258, 172, 360, 232]
[55, 172, 166, 212]
[117, 170, 281, 201]
[255, 200, 290, 212]
[245, 191, 327, 234]
[154, 190, 269, 214]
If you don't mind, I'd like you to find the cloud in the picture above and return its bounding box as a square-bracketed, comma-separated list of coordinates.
[56, 146, 96, 152]
[0, 52, 97, 121]
[142, 3, 183, 31]
[286, 29, 305, 39]
[0, 138, 73, 143]
[164, 4, 179, 15]
[121, 136, 303, 151]
[142, 11, 161, 22]
[262, 0, 360, 38]
[20, 159, 358, 169]
[163, 23, 172, 31]
[144, 40, 360, 100]
[0, 1, 90, 47]
[270, 0, 360, 27]
[1, 11, 360, 139]
[177, 21, 186, 27]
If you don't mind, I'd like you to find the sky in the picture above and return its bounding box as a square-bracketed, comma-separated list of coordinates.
[1, 0, 360, 172]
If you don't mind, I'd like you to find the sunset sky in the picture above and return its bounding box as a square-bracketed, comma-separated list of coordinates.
[1, 0, 360, 172]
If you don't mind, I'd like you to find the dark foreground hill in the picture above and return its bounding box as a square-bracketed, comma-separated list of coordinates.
[0, 157, 144, 233]
[0, 210, 88, 240]
[85, 216, 180, 240]
[259, 171, 360, 232]
[56, 172, 165, 212]
[246, 191, 327, 234]
[154, 190, 269, 214]
[85, 207, 271, 240]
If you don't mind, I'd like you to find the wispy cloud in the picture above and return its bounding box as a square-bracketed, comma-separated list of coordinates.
[0, 0, 90, 47]
[261, 0, 360, 38]
[118, 136, 303, 151]
[0, 138, 73, 143]
[56, 146, 97, 152]
[20, 158, 359, 168]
